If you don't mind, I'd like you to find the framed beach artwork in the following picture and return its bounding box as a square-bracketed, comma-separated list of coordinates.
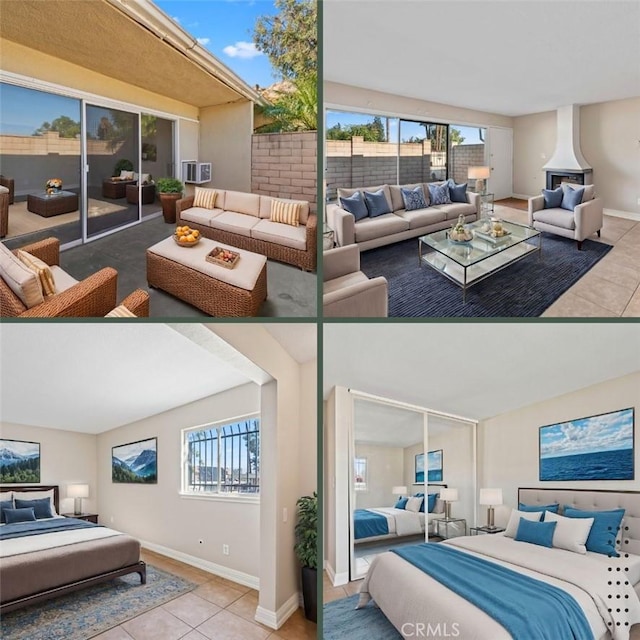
[112, 437, 158, 484]
[0, 439, 41, 483]
[539, 407, 634, 481]
[415, 449, 443, 483]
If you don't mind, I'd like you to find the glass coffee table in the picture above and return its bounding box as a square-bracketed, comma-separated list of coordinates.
[419, 219, 542, 302]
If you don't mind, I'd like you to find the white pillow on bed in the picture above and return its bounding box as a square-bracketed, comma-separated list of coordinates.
[13, 490, 58, 516]
[504, 509, 543, 538]
[543, 510, 594, 554]
[406, 497, 423, 513]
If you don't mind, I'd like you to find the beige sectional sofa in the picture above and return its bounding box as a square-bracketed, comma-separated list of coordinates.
[177, 189, 316, 271]
[326, 183, 479, 251]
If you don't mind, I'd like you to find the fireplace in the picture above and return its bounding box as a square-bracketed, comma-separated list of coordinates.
[546, 169, 593, 191]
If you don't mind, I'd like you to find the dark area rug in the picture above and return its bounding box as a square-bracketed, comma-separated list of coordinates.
[1, 566, 196, 640]
[360, 234, 612, 317]
[324, 594, 401, 640]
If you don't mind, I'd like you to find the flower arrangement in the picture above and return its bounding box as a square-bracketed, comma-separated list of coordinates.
[45, 178, 63, 194]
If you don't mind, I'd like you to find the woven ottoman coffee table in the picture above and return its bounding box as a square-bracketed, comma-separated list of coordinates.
[147, 236, 267, 317]
[27, 191, 79, 217]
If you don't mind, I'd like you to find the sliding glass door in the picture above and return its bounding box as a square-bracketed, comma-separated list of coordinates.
[141, 114, 174, 218]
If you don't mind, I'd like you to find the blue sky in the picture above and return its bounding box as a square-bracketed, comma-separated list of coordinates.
[326, 111, 485, 145]
[540, 408, 634, 459]
[155, 0, 279, 89]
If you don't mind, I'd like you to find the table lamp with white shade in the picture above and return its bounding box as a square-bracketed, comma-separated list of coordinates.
[392, 486, 408, 498]
[468, 166, 491, 194]
[67, 484, 89, 515]
[479, 488, 503, 530]
[440, 487, 459, 520]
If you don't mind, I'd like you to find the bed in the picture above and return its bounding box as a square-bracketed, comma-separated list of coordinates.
[354, 485, 446, 544]
[0, 485, 146, 613]
[358, 488, 640, 640]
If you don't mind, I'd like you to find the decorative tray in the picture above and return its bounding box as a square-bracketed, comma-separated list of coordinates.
[206, 246, 240, 269]
[474, 229, 511, 243]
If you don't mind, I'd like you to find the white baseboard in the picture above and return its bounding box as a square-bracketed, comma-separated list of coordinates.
[325, 562, 349, 587]
[511, 193, 533, 201]
[255, 591, 300, 630]
[140, 539, 259, 591]
[604, 208, 640, 222]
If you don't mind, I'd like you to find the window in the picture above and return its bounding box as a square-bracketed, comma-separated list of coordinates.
[354, 457, 367, 491]
[183, 416, 259, 495]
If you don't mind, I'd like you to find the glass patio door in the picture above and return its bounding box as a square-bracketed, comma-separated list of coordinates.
[85, 104, 140, 239]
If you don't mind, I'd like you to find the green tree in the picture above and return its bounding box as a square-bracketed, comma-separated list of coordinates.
[255, 74, 317, 132]
[326, 117, 387, 142]
[450, 128, 465, 145]
[253, 0, 316, 81]
[34, 115, 80, 138]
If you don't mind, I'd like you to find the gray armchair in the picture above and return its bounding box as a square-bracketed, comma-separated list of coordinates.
[323, 245, 388, 317]
[528, 184, 603, 250]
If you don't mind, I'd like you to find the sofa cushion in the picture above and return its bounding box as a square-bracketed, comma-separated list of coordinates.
[212, 211, 261, 238]
[401, 186, 428, 211]
[260, 196, 309, 224]
[0, 186, 9, 194]
[181, 207, 223, 227]
[105, 304, 137, 318]
[436, 203, 477, 221]
[50, 265, 79, 293]
[364, 189, 392, 217]
[224, 190, 261, 217]
[16, 250, 56, 297]
[354, 213, 409, 243]
[561, 186, 585, 211]
[324, 270, 370, 295]
[193, 187, 218, 209]
[337, 185, 392, 212]
[427, 182, 452, 205]
[447, 179, 468, 203]
[564, 183, 595, 202]
[0, 243, 44, 309]
[339, 191, 368, 221]
[533, 207, 576, 230]
[395, 207, 447, 230]
[251, 219, 307, 251]
[389, 183, 423, 211]
[542, 187, 563, 209]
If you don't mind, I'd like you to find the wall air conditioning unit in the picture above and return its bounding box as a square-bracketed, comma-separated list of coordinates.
[181, 161, 212, 184]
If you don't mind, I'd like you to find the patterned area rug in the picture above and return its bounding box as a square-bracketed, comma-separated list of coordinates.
[2, 566, 196, 640]
[324, 595, 401, 640]
[360, 233, 612, 317]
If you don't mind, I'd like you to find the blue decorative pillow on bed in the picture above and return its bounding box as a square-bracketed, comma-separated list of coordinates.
[15, 497, 54, 520]
[0, 499, 14, 524]
[394, 497, 409, 509]
[563, 507, 625, 557]
[4, 507, 37, 524]
[427, 182, 451, 206]
[447, 180, 468, 203]
[518, 503, 559, 518]
[339, 191, 368, 221]
[515, 517, 556, 548]
[427, 493, 438, 513]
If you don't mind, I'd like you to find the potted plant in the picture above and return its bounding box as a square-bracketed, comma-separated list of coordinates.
[113, 159, 133, 177]
[156, 177, 184, 224]
[294, 492, 317, 623]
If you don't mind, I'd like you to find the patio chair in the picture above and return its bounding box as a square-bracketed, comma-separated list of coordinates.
[0, 176, 15, 205]
[106, 289, 150, 317]
[0, 237, 119, 317]
[0, 186, 8, 238]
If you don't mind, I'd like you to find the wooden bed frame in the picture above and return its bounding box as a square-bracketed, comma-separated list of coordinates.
[0, 485, 146, 613]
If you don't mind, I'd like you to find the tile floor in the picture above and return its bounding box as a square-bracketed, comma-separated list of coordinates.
[322, 571, 361, 605]
[93, 550, 317, 640]
[496, 204, 640, 317]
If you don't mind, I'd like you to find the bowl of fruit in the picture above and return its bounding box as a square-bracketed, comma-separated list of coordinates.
[174, 225, 201, 246]
[448, 214, 473, 244]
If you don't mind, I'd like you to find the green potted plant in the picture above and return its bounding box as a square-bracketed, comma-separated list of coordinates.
[294, 492, 317, 623]
[156, 177, 184, 224]
[113, 159, 133, 177]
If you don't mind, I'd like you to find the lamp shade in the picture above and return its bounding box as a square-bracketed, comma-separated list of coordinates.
[67, 484, 89, 499]
[440, 488, 459, 502]
[479, 488, 503, 506]
[392, 486, 408, 495]
[468, 166, 491, 180]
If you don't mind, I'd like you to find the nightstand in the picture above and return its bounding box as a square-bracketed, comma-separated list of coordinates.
[470, 526, 505, 535]
[434, 518, 467, 539]
[62, 513, 98, 524]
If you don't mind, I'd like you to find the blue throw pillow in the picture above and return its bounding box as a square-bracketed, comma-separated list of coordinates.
[339, 191, 368, 221]
[563, 507, 625, 557]
[515, 517, 557, 548]
[363, 189, 392, 217]
[394, 497, 409, 510]
[15, 497, 54, 520]
[542, 187, 563, 209]
[401, 186, 427, 211]
[560, 186, 585, 211]
[518, 503, 560, 518]
[427, 182, 452, 206]
[4, 507, 37, 524]
[447, 180, 468, 203]
[0, 499, 14, 524]
[427, 493, 438, 513]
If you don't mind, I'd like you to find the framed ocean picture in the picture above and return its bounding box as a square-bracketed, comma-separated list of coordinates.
[539, 408, 634, 481]
[415, 449, 443, 483]
[112, 437, 158, 484]
[0, 439, 40, 483]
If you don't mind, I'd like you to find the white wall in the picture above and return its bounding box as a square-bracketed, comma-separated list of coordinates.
[299, 360, 318, 498]
[354, 443, 404, 510]
[0, 423, 97, 515]
[97, 383, 261, 581]
[479, 372, 640, 528]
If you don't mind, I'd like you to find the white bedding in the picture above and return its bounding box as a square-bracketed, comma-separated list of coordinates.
[358, 508, 426, 538]
[359, 533, 640, 640]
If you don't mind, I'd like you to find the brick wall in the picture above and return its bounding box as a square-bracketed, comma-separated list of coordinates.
[251, 131, 317, 213]
[451, 144, 485, 185]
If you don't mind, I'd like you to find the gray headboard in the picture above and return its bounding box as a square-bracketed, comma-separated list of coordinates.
[519, 487, 640, 556]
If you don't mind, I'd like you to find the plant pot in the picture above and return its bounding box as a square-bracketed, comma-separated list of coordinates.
[159, 192, 181, 224]
[301, 566, 317, 623]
